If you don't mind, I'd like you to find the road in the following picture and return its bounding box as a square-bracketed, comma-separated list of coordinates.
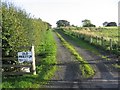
[42, 30, 119, 89]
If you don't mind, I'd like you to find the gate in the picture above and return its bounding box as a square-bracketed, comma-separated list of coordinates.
[2, 46, 36, 76]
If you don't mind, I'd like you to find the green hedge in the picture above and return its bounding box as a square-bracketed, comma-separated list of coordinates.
[2, 2, 50, 57]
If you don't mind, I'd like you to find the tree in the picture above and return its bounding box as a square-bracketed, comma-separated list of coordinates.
[103, 22, 117, 27]
[56, 20, 70, 27]
[82, 19, 96, 27]
[103, 21, 108, 26]
[106, 22, 117, 26]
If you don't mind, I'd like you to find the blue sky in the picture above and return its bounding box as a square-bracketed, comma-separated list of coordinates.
[2, 0, 120, 27]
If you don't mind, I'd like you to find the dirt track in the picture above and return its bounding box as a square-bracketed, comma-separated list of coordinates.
[42, 30, 119, 89]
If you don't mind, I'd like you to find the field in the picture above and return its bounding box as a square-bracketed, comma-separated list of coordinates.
[61, 26, 119, 55]
[76, 27, 118, 42]
[63, 26, 118, 41]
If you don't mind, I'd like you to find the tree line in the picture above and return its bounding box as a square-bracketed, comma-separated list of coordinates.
[56, 19, 117, 27]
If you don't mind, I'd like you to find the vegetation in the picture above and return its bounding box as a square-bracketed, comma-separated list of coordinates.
[55, 30, 95, 78]
[2, 2, 57, 88]
[2, 2, 51, 57]
[60, 26, 119, 55]
[56, 28, 100, 54]
[103, 21, 117, 27]
[57, 27, 119, 69]
[2, 29, 57, 88]
[82, 19, 96, 27]
[1, 1, 119, 88]
[56, 20, 70, 27]
[74, 27, 118, 41]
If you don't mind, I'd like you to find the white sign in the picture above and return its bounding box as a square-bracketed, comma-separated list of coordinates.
[18, 52, 32, 63]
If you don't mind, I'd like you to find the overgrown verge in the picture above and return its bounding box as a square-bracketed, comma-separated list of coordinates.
[55, 31, 95, 78]
[2, 30, 57, 88]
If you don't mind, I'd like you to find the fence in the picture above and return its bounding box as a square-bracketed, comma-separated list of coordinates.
[61, 29, 119, 55]
[2, 46, 36, 76]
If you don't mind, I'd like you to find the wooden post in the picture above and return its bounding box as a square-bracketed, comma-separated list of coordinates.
[96, 36, 98, 44]
[90, 36, 93, 44]
[110, 39, 112, 51]
[31, 45, 36, 75]
[77, 33, 79, 38]
[80, 34, 82, 39]
[101, 37, 104, 46]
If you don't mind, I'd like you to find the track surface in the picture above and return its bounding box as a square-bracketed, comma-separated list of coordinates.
[42, 31, 119, 89]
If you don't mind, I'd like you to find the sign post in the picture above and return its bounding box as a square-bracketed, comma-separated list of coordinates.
[18, 46, 36, 75]
[31, 45, 36, 75]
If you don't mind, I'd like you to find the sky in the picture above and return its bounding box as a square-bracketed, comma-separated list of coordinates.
[2, 0, 120, 27]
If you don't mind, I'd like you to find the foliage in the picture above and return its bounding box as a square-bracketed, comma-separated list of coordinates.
[82, 19, 96, 27]
[103, 21, 108, 26]
[2, 2, 57, 88]
[103, 22, 117, 27]
[2, 2, 31, 56]
[2, 2, 51, 57]
[2, 30, 57, 88]
[61, 26, 119, 55]
[56, 20, 70, 27]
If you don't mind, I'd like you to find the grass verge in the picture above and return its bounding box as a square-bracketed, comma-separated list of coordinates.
[2, 30, 57, 88]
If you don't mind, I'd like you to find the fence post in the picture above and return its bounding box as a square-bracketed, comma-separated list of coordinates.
[101, 37, 104, 46]
[77, 33, 79, 38]
[96, 36, 98, 44]
[110, 39, 112, 51]
[80, 34, 83, 39]
[31, 45, 36, 75]
[90, 36, 93, 44]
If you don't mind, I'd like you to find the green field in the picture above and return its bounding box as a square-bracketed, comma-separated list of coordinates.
[61, 26, 119, 55]
[63, 27, 118, 42]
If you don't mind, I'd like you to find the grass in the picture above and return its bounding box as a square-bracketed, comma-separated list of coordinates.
[2, 30, 57, 88]
[60, 29, 100, 55]
[55, 31, 95, 78]
[73, 27, 118, 43]
[63, 27, 119, 55]
[113, 64, 120, 69]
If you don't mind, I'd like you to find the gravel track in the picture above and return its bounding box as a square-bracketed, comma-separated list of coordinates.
[42, 31, 119, 89]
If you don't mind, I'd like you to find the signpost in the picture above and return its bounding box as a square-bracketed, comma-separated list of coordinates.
[31, 46, 36, 75]
[18, 46, 36, 75]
